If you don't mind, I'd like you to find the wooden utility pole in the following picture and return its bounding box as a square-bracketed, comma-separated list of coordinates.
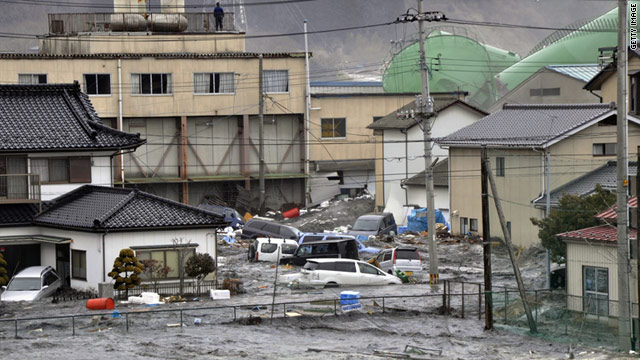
[617, 0, 632, 351]
[481, 147, 493, 330]
[636, 146, 640, 350]
[258, 54, 266, 215]
[486, 157, 537, 334]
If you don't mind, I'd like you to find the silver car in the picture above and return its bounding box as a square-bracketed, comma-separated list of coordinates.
[375, 247, 423, 279]
[0, 266, 63, 302]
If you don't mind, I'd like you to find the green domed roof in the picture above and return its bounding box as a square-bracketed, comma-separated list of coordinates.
[382, 30, 520, 109]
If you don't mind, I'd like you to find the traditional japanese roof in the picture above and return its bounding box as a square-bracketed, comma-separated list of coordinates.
[34, 185, 226, 231]
[0, 83, 144, 152]
[545, 64, 601, 83]
[0, 52, 307, 60]
[403, 158, 449, 187]
[367, 97, 486, 130]
[558, 224, 637, 243]
[0, 203, 41, 227]
[437, 103, 640, 148]
[533, 161, 638, 207]
[595, 196, 638, 220]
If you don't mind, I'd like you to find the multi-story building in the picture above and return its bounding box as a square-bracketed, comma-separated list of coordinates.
[0, 0, 307, 212]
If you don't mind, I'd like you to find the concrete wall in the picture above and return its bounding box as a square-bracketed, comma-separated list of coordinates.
[490, 70, 600, 113]
[309, 94, 415, 162]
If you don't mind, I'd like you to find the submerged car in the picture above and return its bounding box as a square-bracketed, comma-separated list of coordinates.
[280, 258, 402, 288]
[1, 266, 63, 302]
[280, 238, 360, 266]
[375, 247, 423, 278]
[247, 237, 299, 262]
[198, 204, 245, 229]
[298, 233, 380, 254]
[348, 213, 397, 240]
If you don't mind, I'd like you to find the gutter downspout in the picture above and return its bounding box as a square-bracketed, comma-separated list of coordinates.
[401, 129, 409, 206]
[118, 58, 125, 188]
[589, 90, 603, 103]
[304, 20, 311, 206]
[532, 146, 551, 289]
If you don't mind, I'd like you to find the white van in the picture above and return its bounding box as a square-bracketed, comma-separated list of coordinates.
[248, 237, 299, 263]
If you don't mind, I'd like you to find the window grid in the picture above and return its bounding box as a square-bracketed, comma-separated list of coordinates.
[194, 72, 235, 94]
[18, 74, 47, 84]
[263, 70, 289, 93]
[496, 157, 505, 177]
[83, 74, 111, 95]
[72, 250, 87, 280]
[321, 118, 346, 138]
[131, 73, 172, 95]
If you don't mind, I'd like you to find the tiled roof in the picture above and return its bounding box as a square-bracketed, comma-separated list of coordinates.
[595, 196, 638, 220]
[367, 98, 486, 130]
[533, 161, 638, 207]
[404, 158, 449, 187]
[545, 64, 601, 83]
[437, 103, 617, 148]
[35, 185, 226, 231]
[0, 83, 144, 152]
[0, 203, 41, 226]
[558, 225, 637, 243]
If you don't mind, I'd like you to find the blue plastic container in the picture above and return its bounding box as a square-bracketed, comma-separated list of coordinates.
[340, 291, 360, 305]
[397, 226, 408, 234]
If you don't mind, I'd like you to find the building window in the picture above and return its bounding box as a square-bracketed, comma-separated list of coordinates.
[321, 118, 346, 138]
[83, 74, 111, 95]
[263, 70, 289, 93]
[470, 218, 478, 232]
[373, 116, 384, 122]
[529, 87, 560, 96]
[30, 157, 91, 184]
[18, 74, 47, 84]
[583, 266, 608, 315]
[194, 73, 235, 94]
[592, 143, 616, 156]
[72, 250, 87, 280]
[460, 217, 469, 234]
[131, 73, 172, 95]
[496, 157, 505, 177]
[506, 221, 511, 236]
[135, 247, 195, 279]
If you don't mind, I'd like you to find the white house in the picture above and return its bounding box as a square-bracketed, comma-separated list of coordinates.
[0, 83, 227, 290]
[367, 97, 487, 223]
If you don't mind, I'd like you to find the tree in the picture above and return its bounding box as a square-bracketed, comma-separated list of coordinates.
[139, 259, 172, 292]
[0, 252, 8, 286]
[172, 237, 192, 295]
[530, 184, 616, 264]
[185, 253, 216, 295]
[107, 248, 144, 297]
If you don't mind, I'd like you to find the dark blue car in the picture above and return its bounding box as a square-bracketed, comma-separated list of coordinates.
[198, 204, 245, 229]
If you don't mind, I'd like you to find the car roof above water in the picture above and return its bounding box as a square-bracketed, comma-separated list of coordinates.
[13, 266, 51, 278]
[306, 258, 360, 263]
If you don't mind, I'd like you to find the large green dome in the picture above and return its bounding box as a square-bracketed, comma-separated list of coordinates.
[382, 30, 520, 109]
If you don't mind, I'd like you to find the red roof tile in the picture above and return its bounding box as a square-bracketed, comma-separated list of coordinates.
[558, 224, 637, 243]
[595, 196, 638, 220]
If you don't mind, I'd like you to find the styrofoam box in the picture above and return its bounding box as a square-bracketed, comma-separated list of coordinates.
[210, 289, 231, 300]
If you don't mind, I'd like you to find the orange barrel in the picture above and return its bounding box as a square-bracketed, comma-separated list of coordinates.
[86, 297, 115, 310]
[282, 208, 299, 219]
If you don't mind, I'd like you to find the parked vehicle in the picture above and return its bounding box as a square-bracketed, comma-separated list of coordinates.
[247, 237, 299, 262]
[0, 266, 63, 302]
[198, 204, 245, 229]
[375, 247, 423, 278]
[279, 258, 402, 287]
[348, 213, 397, 240]
[240, 218, 302, 240]
[280, 238, 359, 266]
[299, 233, 379, 254]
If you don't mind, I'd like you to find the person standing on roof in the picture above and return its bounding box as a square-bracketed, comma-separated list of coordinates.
[214, 2, 224, 31]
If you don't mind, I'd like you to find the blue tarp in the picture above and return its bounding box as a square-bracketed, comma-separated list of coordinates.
[407, 208, 449, 232]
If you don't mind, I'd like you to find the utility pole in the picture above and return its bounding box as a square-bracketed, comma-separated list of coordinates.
[481, 147, 493, 330]
[617, 0, 632, 352]
[637, 146, 640, 351]
[545, 152, 551, 289]
[258, 54, 266, 215]
[486, 157, 537, 334]
[304, 20, 312, 206]
[397, 2, 445, 290]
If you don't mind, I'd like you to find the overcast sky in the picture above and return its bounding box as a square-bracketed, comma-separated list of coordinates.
[0, 0, 617, 79]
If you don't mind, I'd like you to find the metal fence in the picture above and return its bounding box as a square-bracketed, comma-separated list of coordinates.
[48, 12, 236, 35]
[114, 280, 217, 299]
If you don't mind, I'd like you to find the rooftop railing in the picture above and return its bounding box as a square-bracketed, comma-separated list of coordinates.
[0, 174, 41, 205]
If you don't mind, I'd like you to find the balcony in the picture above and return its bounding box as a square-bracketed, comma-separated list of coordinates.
[0, 174, 41, 205]
[48, 12, 237, 36]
